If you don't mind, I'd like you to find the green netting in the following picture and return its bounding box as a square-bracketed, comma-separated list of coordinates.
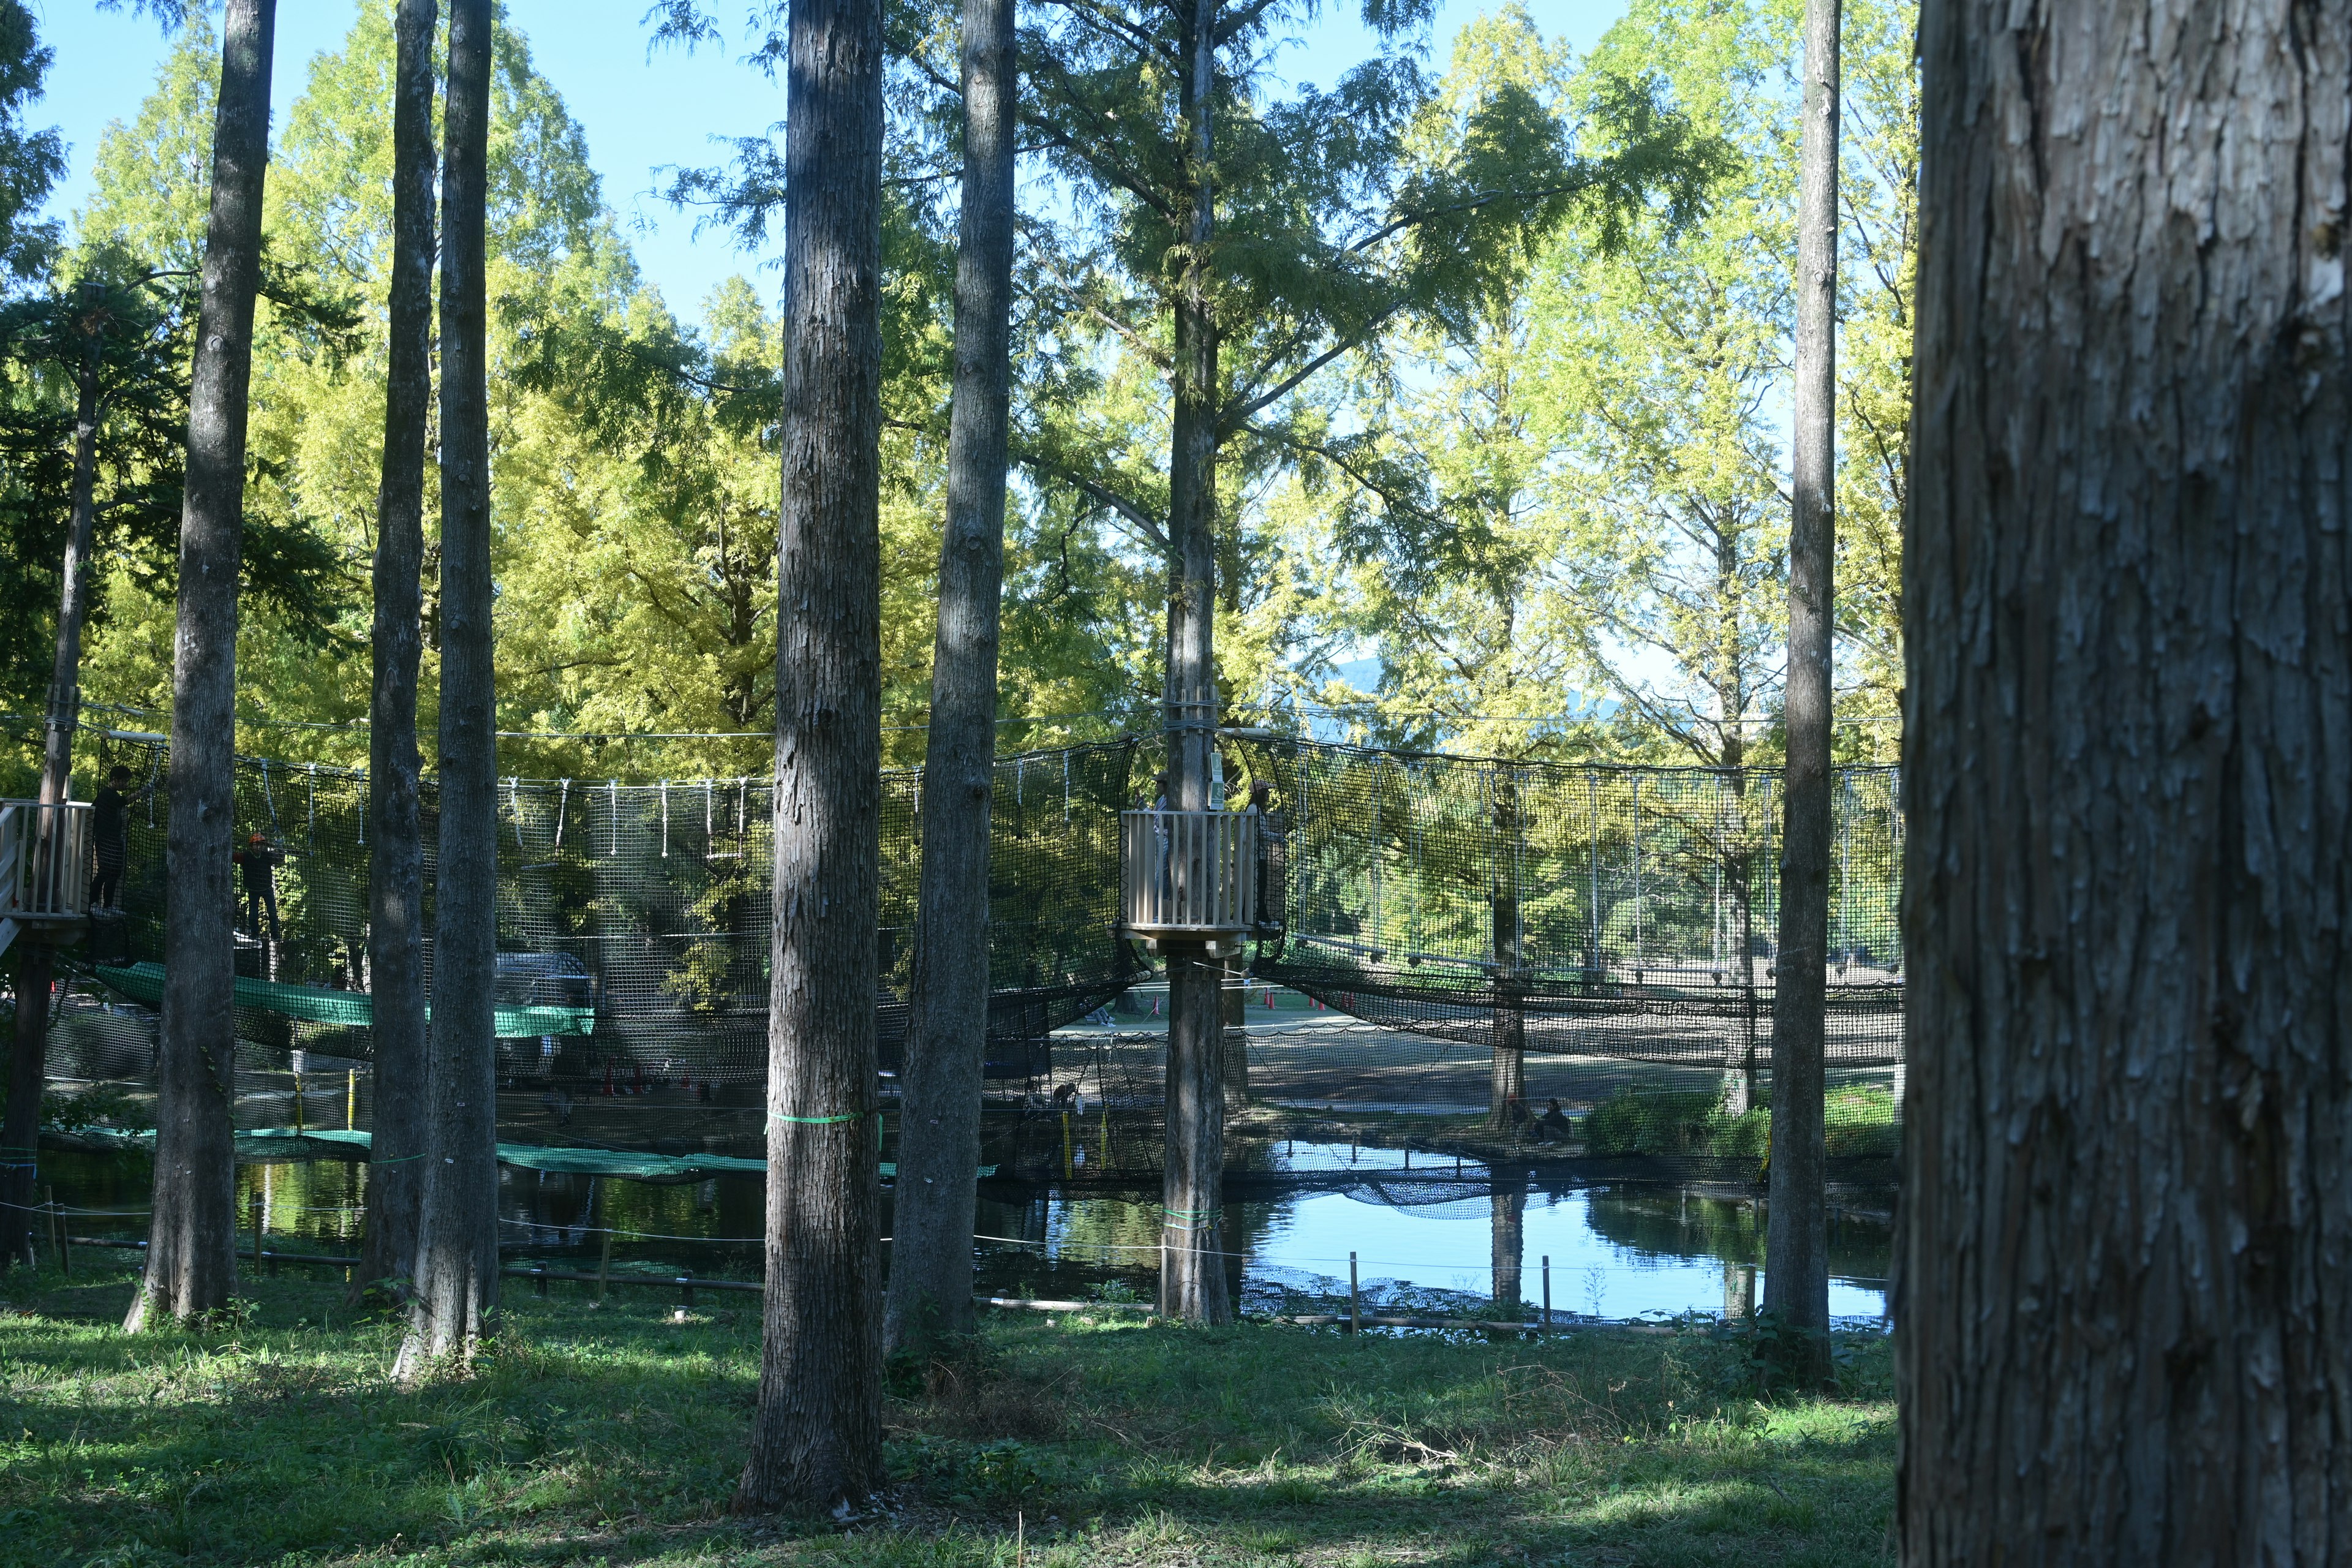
[43, 1123, 994, 1185]
[91, 962, 595, 1037]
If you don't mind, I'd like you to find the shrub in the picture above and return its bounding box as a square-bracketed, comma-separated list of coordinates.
[1583, 1087, 1894, 1160]
[1583, 1091, 1726, 1156]
[1824, 1087, 1899, 1158]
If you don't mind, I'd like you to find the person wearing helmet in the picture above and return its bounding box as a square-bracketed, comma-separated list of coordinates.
[232, 830, 284, 945]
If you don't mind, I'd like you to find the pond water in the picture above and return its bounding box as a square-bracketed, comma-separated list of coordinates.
[44, 1142, 1891, 1327]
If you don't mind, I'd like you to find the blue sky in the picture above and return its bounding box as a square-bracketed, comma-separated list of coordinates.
[31, 0, 1629, 323]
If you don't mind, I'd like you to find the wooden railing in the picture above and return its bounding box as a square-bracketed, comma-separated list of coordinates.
[0, 800, 92, 944]
[1118, 809, 1257, 942]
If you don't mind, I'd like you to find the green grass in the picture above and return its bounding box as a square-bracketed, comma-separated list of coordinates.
[0, 1259, 1893, 1567]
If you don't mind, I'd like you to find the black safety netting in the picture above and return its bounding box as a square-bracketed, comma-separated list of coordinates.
[20, 726, 1903, 1185]
[1214, 739, 1902, 1183]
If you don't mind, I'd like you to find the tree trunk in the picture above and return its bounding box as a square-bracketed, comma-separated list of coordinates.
[734, 0, 886, 1512]
[356, 0, 437, 1305]
[881, 0, 1016, 1357]
[1156, 0, 1228, 1327]
[1489, 774, 1525, 1129]
[0, 284, 107, 1272]
[1721, 703, 1755, 1115]
[395, 0, 496, 1377]
[3, 947, 50, 1268]
[124, 0, 275, 1335]
[1762, 0, 1837, 1387]
[1899, 3, 2352, 1557]
[1219, 953, 1249, 1110]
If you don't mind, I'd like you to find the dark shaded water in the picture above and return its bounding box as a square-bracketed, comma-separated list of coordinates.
[43, 1144, 1890, 1324]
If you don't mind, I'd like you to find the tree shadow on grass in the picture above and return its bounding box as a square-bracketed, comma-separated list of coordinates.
[0, 1268, 1894, 1567]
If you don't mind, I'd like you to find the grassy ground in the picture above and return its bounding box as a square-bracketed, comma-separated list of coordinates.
[0, 1259, 1893, 1568]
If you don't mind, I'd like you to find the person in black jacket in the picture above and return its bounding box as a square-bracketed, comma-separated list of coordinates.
[88, 766, 130, 911]
[233, 831, 284, 944]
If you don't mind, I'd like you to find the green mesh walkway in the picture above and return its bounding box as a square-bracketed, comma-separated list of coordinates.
[43, 1125, 989, 1185]
[93, 963, 597, 1038]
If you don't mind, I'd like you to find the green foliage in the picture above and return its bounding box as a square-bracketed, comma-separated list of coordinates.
[1585, 1089, 1736, 1157]
[1280, 0, 1917, 768]
[39, 1082, 153, 1135]
[1586, 1084, 1898, 1160]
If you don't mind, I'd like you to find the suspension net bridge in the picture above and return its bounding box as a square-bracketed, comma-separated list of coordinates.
[13, 726, 1902, 1186]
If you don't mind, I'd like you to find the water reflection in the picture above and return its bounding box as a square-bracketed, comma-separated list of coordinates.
[42, 1146, 1890, 1323]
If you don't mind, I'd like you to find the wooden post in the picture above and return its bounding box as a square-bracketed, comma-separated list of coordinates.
[45, 1185, 62, 1276]
[1061, 1110, 1071, 1178]
[596, 1228, 612, 1306]
[346, 1069, 356, 1131]
[532, 1262, 548, 1297]
[293, 1069, 304, 1136]
[1542, 1254, 1550, 1337]
[1349, 1250, 1360, 1337]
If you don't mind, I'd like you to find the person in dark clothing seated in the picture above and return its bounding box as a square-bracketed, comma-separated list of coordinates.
[233, 831, 285, 944]
[88, 766, 130, 911]
[1534, 1098, 1574, 1143]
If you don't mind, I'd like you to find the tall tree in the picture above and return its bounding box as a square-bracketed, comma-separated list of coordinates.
[396, 0, 495, 1376]
[882, 0, 1019, 1352]
[734, 0, 888, 1513]
[1155, 0, 1228, 1326]
[1009, 0, 1713, 1322]
[123, 0, 274, 1334]
[1761, 0, 1836, 1385]
[1900, 2, 2352, 1555]
[355, 0, 437, 1302]
[2, 276, 97, 1272]
[0, 0, 71, 1268]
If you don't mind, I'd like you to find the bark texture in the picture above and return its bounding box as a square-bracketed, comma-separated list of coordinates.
[1157, 0, 1230, 1328]
[0, 285, 105, 1270]
[397, 0, 497, 1377]
[125, 0, 275, 1334]
[735, 0, 887, 1511]
[881, 0, 1017, 1356]
[1762, 0, 1838, 1385]
[358, 0, 437, 1303]
[1899, 2, 2352, 1559]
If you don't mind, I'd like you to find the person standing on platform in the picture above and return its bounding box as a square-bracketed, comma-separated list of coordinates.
[233, 830, 284, 946]
[89, 765, 130, 911]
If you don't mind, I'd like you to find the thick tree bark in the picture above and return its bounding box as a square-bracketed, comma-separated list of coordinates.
[396, 0, 496, 1377]
[356, 0, 437, 1303]
[0, 284, 107, 1271]
[1157, 0, 1229, 1329]
[1899, 2, 2352, 1558]
[735, 0, 886, 1512]
[1762, 0, 1837, 1385]
[124, 0, 274, 1334]
[881, 0, 1016, 1357]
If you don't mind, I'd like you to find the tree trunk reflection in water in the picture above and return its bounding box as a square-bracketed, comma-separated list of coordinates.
[1490, 1170, 1524, 1314]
